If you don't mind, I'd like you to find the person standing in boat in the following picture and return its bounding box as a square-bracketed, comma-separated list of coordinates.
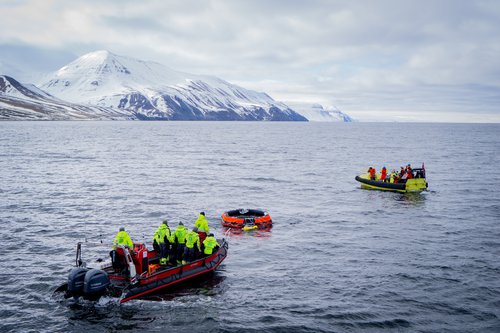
[153, 220, 172, 265]
[113, 227, 133, 249]
[111, 227, 134, 270]
[400, 167, 409, 183]
[406, 166, 414, 180]
[183, 227, 201, 264]
[203, 233, 220, 256]
[406, 164, 414, 179]
[399, 166, 405, 179]
[173, 222, 188, 265]
[380, 166, 388, 182]
[194, 212, 210, 247]
[390, 169, 399, 183]
[368, 167, 377, 180]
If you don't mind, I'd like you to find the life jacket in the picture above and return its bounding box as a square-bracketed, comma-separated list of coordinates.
[390, 172, 398, 183]
[153, 224, 170, 244]
[185, 231, 200, 249]
[203, 236, 219, 255]
[194, 214, 210, 233]
[113, 231, 133, 249]
[174, 225, 187, 244]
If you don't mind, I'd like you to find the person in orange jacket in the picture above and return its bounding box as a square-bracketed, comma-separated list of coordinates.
[368, 167, 376, 180]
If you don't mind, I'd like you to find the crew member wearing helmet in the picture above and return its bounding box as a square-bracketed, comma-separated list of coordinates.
[380, 166, 388, 182]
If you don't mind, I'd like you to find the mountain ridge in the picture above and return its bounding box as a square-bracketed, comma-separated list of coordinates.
[37, 50, 307, 121]
[1, 50, 352, 121]
[0, 75, 131, 120]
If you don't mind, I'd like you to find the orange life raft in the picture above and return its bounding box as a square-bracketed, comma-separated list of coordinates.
[221, 209, 272, 230]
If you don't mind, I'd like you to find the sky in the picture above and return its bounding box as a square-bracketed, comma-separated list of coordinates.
[1, 0, 500, 122]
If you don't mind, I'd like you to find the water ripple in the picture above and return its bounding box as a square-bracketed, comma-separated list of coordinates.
[0, 122, 499, 332]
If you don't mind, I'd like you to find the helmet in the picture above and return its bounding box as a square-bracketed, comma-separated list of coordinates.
[119, 227, 125, 231]
[193, 227, 198, 232]
[200, 212, 205, 216]
[208, 233, 214, 237]
[162, 219, 168, 225]
[179, 222, 184, 226]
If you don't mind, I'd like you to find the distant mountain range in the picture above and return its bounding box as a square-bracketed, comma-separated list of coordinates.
[286, 102, 353, 122]
[0, 50, 352, 121]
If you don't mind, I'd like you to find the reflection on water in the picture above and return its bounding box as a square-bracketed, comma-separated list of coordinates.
[393, 192, 427, 206]
[361, 188, 427, 207]
[222, 227, 273, 238]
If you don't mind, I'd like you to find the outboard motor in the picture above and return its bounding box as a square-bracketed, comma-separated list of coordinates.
[67, 267, 89, 298]
[83, 269, 110, 301]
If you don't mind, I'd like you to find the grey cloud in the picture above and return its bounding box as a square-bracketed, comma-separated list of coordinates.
[101, 15, 166, 31]
[1, 0, 499, 121]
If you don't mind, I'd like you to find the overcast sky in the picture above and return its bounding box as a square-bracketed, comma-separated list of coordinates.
[1, 0, 500, 122]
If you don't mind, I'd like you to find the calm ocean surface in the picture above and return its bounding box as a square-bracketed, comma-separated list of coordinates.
[0, 121, 499, 333]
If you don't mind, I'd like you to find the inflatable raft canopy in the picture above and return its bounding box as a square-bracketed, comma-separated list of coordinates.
[221, 209, 272, 230]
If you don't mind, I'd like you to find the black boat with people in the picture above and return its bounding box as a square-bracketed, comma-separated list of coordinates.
[355, 163, 428, 193]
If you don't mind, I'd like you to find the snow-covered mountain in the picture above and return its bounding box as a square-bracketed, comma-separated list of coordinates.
[38, 50, 307, 121]
[285, 102, 354, 122]
[0, 75, 131, 120]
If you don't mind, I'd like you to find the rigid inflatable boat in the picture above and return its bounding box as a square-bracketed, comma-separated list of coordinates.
[355, 166, 428, 193]
[221, 209, 272, 230]
[57, 238, 228, 303]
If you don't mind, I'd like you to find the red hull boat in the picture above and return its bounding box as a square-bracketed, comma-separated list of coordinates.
[58, 239, 228, 303]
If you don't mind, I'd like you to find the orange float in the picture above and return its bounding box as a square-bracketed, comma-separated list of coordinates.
[221, 209, 272, 230]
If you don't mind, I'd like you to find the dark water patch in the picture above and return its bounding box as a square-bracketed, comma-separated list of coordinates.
[238, 177, 289, 183]
[355, 318, 411, 329]
[314, 311, 377, 321]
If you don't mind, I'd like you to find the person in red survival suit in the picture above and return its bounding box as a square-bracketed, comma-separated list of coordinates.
[380, 166, 388, 182]
[368, 167, 376, 180]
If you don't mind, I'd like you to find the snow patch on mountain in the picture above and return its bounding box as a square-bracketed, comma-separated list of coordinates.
[0, 75, 131, 120]
[38, 50, 306, 121]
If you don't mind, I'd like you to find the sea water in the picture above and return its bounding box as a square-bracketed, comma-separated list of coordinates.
[0, 121, 499, 332]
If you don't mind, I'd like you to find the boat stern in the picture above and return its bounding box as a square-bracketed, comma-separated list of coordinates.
[405, 178, 428, 192]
